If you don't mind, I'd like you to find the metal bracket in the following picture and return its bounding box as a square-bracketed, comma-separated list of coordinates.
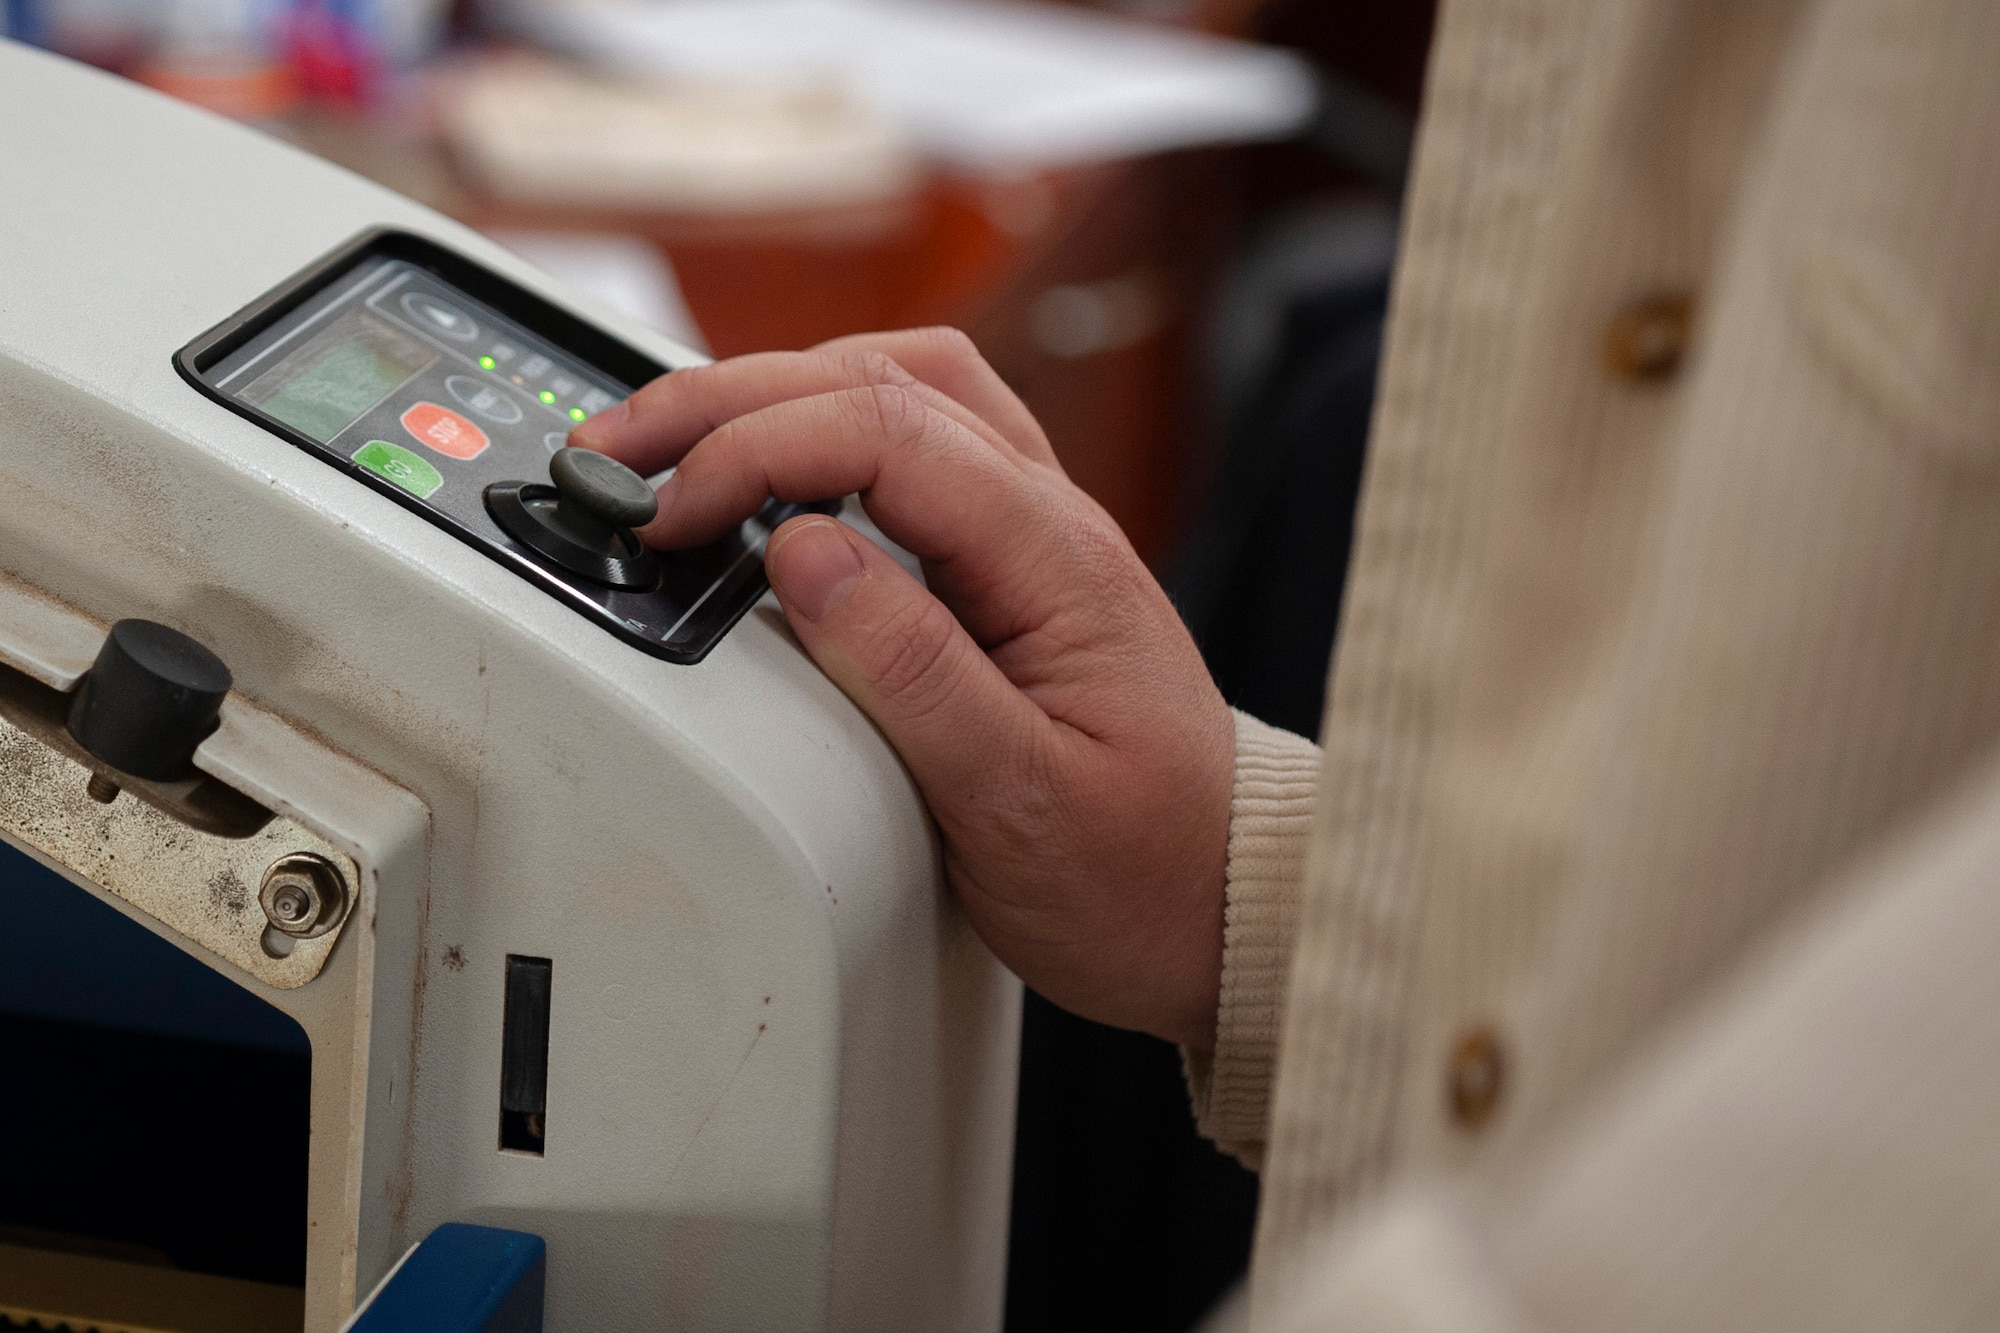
[0, 657, 272, 838]
[0, 655, 360, 990]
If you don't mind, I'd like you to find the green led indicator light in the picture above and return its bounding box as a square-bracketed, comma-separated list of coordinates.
[570, 407, 588, 421]
[479, 355, 496, 370]
[540, 390, 557, 405]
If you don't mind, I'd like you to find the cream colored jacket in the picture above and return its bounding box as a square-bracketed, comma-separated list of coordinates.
[1193, 0, 2000, 1325]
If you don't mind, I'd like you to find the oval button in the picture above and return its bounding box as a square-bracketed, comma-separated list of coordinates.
[446, 375, 524, 425]
[403, 292, 478, 341]
[400, 402, 488, 460]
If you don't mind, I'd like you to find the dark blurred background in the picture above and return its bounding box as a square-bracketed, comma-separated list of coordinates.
[0, 0, 1435, 1324]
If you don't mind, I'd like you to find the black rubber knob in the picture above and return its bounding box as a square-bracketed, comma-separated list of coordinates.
[550, 448, 657, 533]
[67, 620, 232, 782]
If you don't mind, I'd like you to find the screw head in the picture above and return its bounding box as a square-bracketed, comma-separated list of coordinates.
[270, 882, 315, 924]
[259, 853, 347, 939]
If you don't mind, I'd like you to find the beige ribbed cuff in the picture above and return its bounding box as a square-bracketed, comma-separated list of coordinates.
[1186, 709, 1324, 1169]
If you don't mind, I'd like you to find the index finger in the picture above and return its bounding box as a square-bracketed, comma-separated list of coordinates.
[573, 343, 1031, 478]
[810, 328, 1059, 469]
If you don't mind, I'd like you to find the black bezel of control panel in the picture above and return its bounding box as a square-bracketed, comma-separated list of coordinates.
[174, 228, 808, 665]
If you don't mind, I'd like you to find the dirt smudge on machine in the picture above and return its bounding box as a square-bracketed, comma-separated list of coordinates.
[209, 865, 249, 914]
[387, 956, 427, 1239]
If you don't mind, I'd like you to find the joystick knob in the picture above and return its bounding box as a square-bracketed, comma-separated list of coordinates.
[546, 447, 659, 545]
[67, 619, 232, 783]
[484, 449, 662, 590]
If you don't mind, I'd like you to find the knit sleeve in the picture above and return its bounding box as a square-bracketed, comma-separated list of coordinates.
[1185, 709, 1324, 1169]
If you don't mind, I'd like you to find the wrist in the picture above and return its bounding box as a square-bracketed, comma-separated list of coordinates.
[1155, 863, 1228, 1053]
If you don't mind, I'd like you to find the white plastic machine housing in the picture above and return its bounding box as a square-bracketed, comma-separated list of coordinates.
[0, 41, 1019, 1331]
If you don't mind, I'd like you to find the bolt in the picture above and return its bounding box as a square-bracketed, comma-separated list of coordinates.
[86, 773, 120, 804]
[270, 882, 315, 924]
[259, 853, 348, 939]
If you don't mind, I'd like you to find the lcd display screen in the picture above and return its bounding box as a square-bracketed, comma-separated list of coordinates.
[241, 309, 436, 444]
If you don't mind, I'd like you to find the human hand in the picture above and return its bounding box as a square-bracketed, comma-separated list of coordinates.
[573, 329, 1234, 1051]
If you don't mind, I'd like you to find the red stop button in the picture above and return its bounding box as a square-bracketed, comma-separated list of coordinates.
[401, 402, 489, 460]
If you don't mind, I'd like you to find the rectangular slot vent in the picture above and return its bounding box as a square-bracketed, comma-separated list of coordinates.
[499, 955, 551, 1155]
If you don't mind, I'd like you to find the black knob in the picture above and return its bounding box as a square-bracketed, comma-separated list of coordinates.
[484, 449, 662, 590]
[67, 619, 232, 782]
[547, 448, 658, 540]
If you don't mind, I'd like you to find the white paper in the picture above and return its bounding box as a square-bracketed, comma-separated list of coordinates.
[506, 0, 1317, 169]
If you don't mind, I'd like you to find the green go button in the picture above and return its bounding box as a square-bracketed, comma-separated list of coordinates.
[352, 440, 444, 499]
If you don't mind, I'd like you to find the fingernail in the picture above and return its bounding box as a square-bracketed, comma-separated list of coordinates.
[766, 519, 863, 622]
[569, 399, 629, 449]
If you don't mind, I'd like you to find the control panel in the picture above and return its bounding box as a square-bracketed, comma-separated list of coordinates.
[176, 231, 819, 663]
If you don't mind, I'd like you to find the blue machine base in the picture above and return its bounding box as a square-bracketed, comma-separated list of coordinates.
[345, 1224, 545, 1333]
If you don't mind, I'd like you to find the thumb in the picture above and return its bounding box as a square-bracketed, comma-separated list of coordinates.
[763, 516, 1043, 794]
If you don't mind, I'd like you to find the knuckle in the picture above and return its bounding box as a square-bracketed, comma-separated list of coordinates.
[1063, 504, 1132, 569]
[847, 349, 915, 388]
[865, 596, 970, 720]
[850, 381, 918, 438]
[1041, 495, 1145, 606]
[853, 384, 966, 467]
